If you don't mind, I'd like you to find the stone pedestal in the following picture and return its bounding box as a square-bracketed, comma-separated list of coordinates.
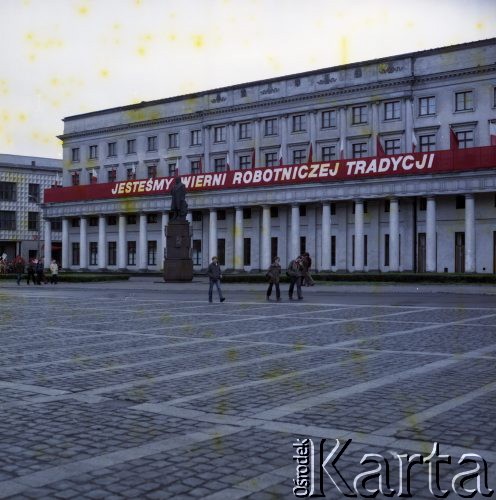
[163, 220, 193, 282]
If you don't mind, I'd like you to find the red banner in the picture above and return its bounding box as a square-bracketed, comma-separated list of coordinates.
[44, 146, 496, 204]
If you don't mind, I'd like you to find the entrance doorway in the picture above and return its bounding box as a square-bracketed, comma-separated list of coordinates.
[455, 232, 465, 273]
[417, 233, 426, 272]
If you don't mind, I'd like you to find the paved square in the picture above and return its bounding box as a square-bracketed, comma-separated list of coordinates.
[1, 279, 495, 499]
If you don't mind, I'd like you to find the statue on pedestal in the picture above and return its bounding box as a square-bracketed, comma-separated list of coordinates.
[170, 177, 188, 221]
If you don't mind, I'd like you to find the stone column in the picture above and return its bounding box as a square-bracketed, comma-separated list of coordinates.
[261, 205, 271, 270]
[118, 214, 127, 270]
[209, 208, 217, 260]
[389, 198, 399, 271]
[290, 204, 300, 258]
[405, 97, 414, 153]
[339, 107, 347, 157]
[203, 126, 210, 172]
[228, 123, 235, 170]
[426, 196, 436, 272]
[373, 103, 380, 155]
[79, 216, 88, 270]
[234, 207, 244, 271]
[98, 215, 107, 270]
[465, 194, 476, 273]
[44, 219, 52, 267]
[160, 212, 169, 269]
[254, 119, 261, 167]
[354, 200, 364, 271]
[321, 202, 331, 271]
[309, 111, 317, 161]
[280, 115, 288, 164]
[138, 213, 147, 271]
[62, 218, 69, 269]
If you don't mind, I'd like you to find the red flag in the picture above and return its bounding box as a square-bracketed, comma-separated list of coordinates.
[251, 148, 256, 169]
[307, 143, 313, 163]
[339, 138, 345, 160]
[226, 154, 231, 171]
[278, 145, 283, 166]
[376, 136, 385, 157]
[490, 122, 496, 146]
[412, 131, 418, 153]
[450, 127, 459, 150]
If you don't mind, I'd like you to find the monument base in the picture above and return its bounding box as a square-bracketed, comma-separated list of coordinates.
[164, 258, 193, 282]
[163, 219, 193, 282]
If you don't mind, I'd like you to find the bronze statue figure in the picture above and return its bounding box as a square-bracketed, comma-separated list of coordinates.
[170, 176, 188, 220]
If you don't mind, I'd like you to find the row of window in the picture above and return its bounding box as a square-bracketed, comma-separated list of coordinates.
[71, 241, 157, 266]
[71, 88, 490, 163]
[0, 182, 41, 203]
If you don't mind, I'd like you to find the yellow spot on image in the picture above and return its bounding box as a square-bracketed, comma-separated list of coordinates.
[191, 34, 204, 48]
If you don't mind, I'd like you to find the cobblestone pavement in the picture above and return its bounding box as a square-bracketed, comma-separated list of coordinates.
[1, 279, 495, 499]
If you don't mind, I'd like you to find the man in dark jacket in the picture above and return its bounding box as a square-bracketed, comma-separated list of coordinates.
[207, 256, 225, 303]
[266, 256, 281, 301]
[26, 259, 36, 285]
[14, 255, 25, 285]
[287, 257, 303, 300]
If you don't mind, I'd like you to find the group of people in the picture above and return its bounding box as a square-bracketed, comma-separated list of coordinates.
[206, 252, 315, 303]
[266, 252, 314, 301]
[11, 255, 59, 285]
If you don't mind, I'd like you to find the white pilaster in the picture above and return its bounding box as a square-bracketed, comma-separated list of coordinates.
[98, 215, 107, 270]
[389, 198, 399, 271]
[261, 205, 271, 270]
[405, 97, 414, 153]
[254, 119, 261, 167]
[426, 196, 436, 272]
[118, 214, 127, 270]
[209, 209, 217, 260]
[321, 202, 331, 271]
[138, 213, 147, 271]
[62, 218, 69, 269]
[354, 200, 364, 271]
[465, 194, 475, 273]
[309, 111, 317, 160]
[280, 116, 288, 164]
[44, 219, 52, 267]
[79, 217, 88, 269]
[204, 126, 210, 172]
[234, 207, 244, 271]
[290, 204, 300, 260]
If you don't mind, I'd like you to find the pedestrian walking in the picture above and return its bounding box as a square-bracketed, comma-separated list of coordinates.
[14, 255, 25, 285]
[265, 256, 281, 301]
[49, 260, 59, 284]
[287, 256, 303, 300]
[35, 258, 45, 285]
[301, 252, 315, 286]
[207, 256, 225, 303]
[26, 259, 36, 285]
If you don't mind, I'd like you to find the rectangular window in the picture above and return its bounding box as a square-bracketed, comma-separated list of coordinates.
[192, 239, 202, 265]
[300, 236, 306, 255]
[455, 91, 473, 111]
[89, 242, 98, 265]
[0, 182, 17, 202]
[126, 167, 136, 180]
[192, 210, 202, 222]
[218, 238, 226, 265]
[384, 101, 400, 120]
[456, 130, 474, 149]
[238, 122, 251, 139]
[127, 241, 136, 266]
[168, 164, 177, 177]
[72, 242, 80, 266]
[321, 110, 337, 129]
[270, 206, 279, 218]
[126, 139, 136, 155]
[51, 218, 62, 232]
[127, 215, 136, 225]
[28, 184, 40, 203]
[321, 146, 336, 161]
[292, 149, 306, 164]
[217, 209, 226, 221]
[331, 235, 336, 267]
[364, 234, 368, 267]
[352, 143, 368, 158]
[147, 213, 158, 224]
[89, 216, 98, 227]
[71, 171, 80, 186]
[214, 126, 226, 143]
[419, 96, 436, 116]
[147, 164, 157, 178]
[385, 139, 401, 155]
[264, 118, 277, 136]
[292, 114, 306, 132]
[107, 215, 117, 226]
[71, 217, 80, 228]
[147, 241, 157, 266]
[0, 210, 16, 230]
[89, 145, 98, 159]
[456, 195, 465, 209]
[419, 198, 427, 211]
[214, 158, 226, 172]
[28, 212, 39, 231]
[108, 142, 117, 157]
[384, 200, 390, 212]
[271, 237, 278, 262]
[352, 105, 368, 125]
[191, 160, 201, 174]
[108, 241, 116, 266]
[239, 155, 251, 170]
[265, 152, 278, 167]
[352, 235, 355, 267]
[299, 205, 307, 217]
[243, 238, 251, 266]
[190, 129, 201, 146]
[168, 133, 179, 149]
[384, 234, 390, 266]
[243, 208, 251, 219]
[331, 203, 336, 215]
[419, 134, 436, 152]
[71, 148, 80, 162]
[147, 136, 157, 151]
[107, 169, 117, 182]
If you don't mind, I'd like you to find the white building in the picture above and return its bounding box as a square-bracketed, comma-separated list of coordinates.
[0, 154, 62, 263]
[45, 38, 496, 273]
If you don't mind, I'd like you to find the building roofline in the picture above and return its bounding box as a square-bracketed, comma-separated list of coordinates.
[63, 37, 496, 122]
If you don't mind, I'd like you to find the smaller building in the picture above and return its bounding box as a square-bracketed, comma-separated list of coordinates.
[0, 154, 63, 266]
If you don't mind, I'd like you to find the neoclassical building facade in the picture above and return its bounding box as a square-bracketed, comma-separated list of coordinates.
[44, 38, 496, 273]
